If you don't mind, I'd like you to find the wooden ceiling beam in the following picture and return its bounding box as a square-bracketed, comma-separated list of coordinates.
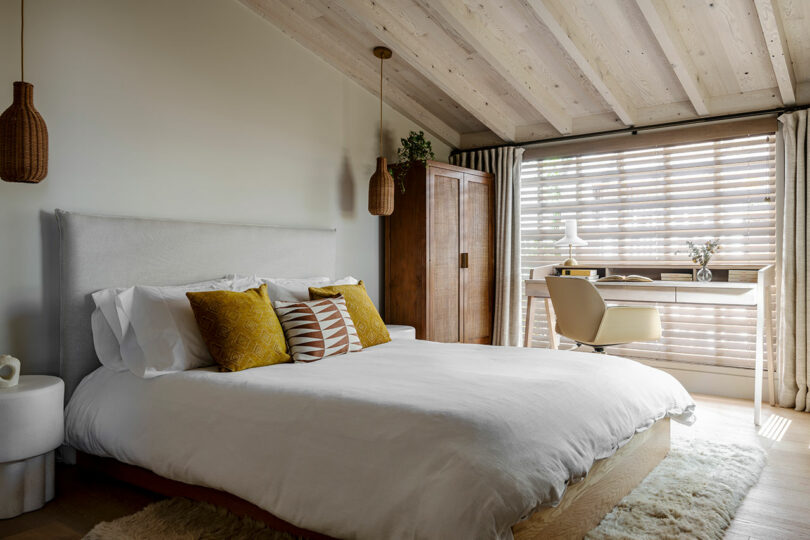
[527, 0, 636, 126]
[634, 0, 710, 116]
[241, 0, 461, 148]
[498, 87, 786, 150]
[423, 0, 572, 135]
[335, 0, 517, 142]
[753, 0, 796, 106]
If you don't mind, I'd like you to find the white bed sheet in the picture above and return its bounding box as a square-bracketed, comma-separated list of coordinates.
[65, 339, 695, 540]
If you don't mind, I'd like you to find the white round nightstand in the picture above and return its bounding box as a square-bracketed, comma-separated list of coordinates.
[386, 324, 416, 340]
[0, 375, 64, 519]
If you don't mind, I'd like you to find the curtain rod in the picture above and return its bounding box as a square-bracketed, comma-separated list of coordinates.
[450, 104, 809, 156]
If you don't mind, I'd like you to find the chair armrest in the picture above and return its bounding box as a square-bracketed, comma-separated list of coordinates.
[592, 306, 662, 345]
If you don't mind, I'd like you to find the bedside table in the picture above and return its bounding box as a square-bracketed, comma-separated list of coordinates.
[0, 375, 64, 519]
[385, 324, 416, 340]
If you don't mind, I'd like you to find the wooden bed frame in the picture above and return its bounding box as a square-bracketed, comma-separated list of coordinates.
[77, 418, 669, 540]
[513, 418, 669, 539]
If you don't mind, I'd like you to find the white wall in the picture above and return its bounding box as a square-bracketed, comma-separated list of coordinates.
[638, 359, 770, 402]
[0, 0, 450, 375]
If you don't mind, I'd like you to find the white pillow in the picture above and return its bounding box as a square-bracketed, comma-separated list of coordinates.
[228, 275, 360, 302]
[333, 276, 360, 285]
[269, 275, 360, 301]
[266, 276, 331, 302]
[92, 277, 232, 377]
[114, 277, 233, 378]
[228, 274, 263, 292]
[90, 307, 127, 372]
[90, 286, 130, 371]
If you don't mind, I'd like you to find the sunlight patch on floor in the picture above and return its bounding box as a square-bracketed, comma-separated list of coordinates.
[757, 414, 791, 442]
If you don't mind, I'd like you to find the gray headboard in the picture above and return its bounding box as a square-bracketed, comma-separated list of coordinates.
[56, 210, 336, 401]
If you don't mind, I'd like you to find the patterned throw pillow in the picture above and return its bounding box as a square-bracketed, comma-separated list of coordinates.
[308, 281, 391, 348]
[186, 284, 290, 371]
[274, 295, 363, 362]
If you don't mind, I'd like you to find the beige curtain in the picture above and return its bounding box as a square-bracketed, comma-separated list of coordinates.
[777, 110, 810, 412]
[451, 146, 525, 346]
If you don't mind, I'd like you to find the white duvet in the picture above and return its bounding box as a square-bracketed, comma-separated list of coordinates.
[65, 339, 695, 540]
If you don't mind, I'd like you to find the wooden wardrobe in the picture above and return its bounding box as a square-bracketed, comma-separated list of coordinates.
[384, 161, 495, 344]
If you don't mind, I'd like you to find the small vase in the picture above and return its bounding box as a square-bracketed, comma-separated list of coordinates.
[0, 355, 21, 388]
[697, 266, 712, 282]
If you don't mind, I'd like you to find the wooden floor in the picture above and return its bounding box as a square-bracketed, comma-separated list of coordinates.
[0, 465, 161, 539]
[0, 395, 808, 539]
[679, 395, 810, 540]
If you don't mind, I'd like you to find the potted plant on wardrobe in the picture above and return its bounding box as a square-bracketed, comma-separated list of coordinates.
[388, 130, 436, 193]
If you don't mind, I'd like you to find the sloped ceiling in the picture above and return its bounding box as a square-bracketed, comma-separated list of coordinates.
[242, 0, 810, 149]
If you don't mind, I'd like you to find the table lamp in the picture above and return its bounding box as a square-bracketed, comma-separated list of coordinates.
[554, 219, 587, 266]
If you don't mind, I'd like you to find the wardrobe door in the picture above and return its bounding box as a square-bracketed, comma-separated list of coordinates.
[428, 167, 463, 342]
[461, 173, 494, 344]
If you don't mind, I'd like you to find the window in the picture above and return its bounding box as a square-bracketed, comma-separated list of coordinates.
[520, 133, 776, 368]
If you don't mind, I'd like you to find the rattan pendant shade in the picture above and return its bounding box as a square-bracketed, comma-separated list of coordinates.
[0, 0, 48, 184]
[0, 82, 48, 183]
[368, 156, 394, 216]
[368, 46, 394, 216]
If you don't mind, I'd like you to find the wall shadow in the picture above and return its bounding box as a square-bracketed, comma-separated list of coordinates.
[339, 152, 355, 217]
[3, 211, 60, 375]
[40, 210, 61, 375]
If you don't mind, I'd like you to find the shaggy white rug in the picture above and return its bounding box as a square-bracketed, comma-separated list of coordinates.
[84, 498, 298, 540]
[587, 437, 766, 539]
[84, 438, 766, 540]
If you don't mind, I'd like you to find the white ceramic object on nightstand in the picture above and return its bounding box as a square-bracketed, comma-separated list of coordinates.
[0, 375, 64, 519]
[386, 324, 416, 340]
[0, 355, 21, 388]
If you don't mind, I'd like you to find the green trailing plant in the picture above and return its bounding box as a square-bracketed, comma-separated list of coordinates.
[388, 131, 436, 193]
[686, 238, 721, 268]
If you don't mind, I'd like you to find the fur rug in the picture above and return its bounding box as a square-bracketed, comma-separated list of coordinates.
[587, 437, 766, 539]
[83, 498, 298, 540]
[84, 438, 765, 540]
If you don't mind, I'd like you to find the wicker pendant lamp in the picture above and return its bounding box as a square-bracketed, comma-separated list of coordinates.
[0, 0, 48, 183]
[368, 46, 394, 216]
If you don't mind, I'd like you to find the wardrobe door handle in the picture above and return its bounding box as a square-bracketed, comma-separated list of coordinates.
[460, 253, 469, 268]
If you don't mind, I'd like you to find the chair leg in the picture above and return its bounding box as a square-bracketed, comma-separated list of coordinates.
[573, 343, 604, 353]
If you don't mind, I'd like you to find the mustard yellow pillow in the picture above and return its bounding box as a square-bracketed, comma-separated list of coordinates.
[186, 284, 290, 371]
[309, 281, 390, 348]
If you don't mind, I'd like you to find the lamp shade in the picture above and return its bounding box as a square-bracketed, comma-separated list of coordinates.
[368, 157, 394, 216]
[554, 219, 587, 247]
[0, 82, 48, 183]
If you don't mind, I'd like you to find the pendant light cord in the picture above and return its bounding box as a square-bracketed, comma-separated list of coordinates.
[379, 55, 383, 156]
[20, 0, 25, 82]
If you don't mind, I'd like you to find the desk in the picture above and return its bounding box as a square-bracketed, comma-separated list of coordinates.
[524, 264, 776, 425]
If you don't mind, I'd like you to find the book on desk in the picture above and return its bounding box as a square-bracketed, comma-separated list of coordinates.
[558, 268, 598, 280]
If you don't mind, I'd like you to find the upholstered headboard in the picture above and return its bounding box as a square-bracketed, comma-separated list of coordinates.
[56, 210, 336, 401]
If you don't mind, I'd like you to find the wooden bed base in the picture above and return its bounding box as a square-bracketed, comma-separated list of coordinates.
[77, 418, 670, 540]
[513, 418, 670, 539]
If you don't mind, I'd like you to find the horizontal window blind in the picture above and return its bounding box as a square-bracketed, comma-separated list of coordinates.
[520, 134, 776, 368]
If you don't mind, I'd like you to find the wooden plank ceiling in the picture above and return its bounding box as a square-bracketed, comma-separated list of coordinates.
[241, 0, 810, 149]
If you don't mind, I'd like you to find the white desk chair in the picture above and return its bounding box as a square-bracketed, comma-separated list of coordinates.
[545, 276, 661, 353]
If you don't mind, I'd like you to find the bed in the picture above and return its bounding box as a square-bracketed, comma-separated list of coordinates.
[57, 210, 695, 540]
